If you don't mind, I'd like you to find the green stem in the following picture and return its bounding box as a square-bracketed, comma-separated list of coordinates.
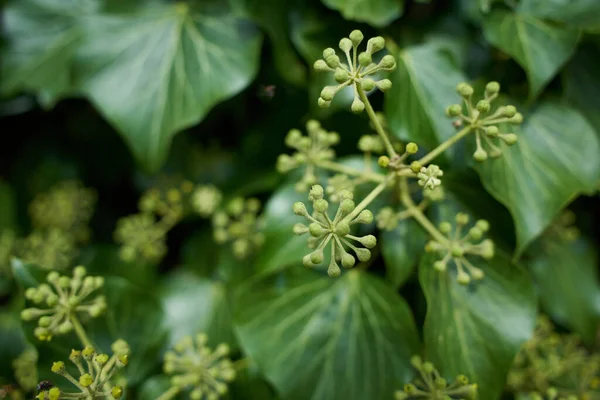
[315, 160, 385, 183]
[343, 173, 394, 222]
[156, 386, 181, 400]
[357, 85, 397, 158]
[417, 126, 472, 166]
[399, 177, 449, 245]
[70, 313, 92, 348]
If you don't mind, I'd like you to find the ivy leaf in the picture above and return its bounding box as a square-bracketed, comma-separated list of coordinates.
[482, 10, 580, 100]
[320, 0, 403, 27]
[385, 41, 468, 150]
[255, 183, 307, 274]
[518, 0, 600, 30]
[564, 44, 600, 137]
[0, 0, 89, 105]
[158, 271, 236, 349]
[419, 251, 537, 400]
[381, 219, 427, 289]
[234, 268, 420, 400]
[74, 2, 262, 171]
[528, 237, 600, 344]
[476, 101, 600, 255]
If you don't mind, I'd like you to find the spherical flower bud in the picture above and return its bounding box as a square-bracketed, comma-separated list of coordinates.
[47, 271, 59, 283]
[39, 316, 52, 327]
[367, 36, 385, 53]
[456, 213, 469, 225]
[320, 86, 336, 101]
[358, 235, 377, 248]
[511, 113, 524, 124]
[485, 81, 500, 95]
[51, 361, 65, 373]
[314, 59, 330, 72]
[349, 30, 364, 46]
[309, 223, 326, 237]
[358, 52, 372, 67]
[376, 79, 392, 91]
[351, 97, 365, 113]
[328, 261, 341, 277]
[410, 355, 422, 368]
[404, 384, 417, 394]
[439, 222, 452, 234]
[95, 353, 109, 365]
[352, 248, 370, 262]
[57, 320, 73, 334]
[325, 54, 340, 68]
[293, 223, 308, 235]
[293, 202, 307, 216]
[446, 104, 462, 117]
[457, 271, 471, 285]
[456, 82, 473, 97]
[314, 199, 328, 213]
[79, 373, 93, 387]
[361, 78, 375, 91]
[354, 210, 373, 224]
[485, 126, 499, 137]
[318, 98, 331, 108]
[378, 156, 390, 168]
[471, 268, 485, 280]
[339, 38, 352, 52]
[469, 227, 483, 240]
[410, 161, 422, 173]
[480, 239, 494, 259]
[323, 48, 335, 58]
[451, 245, 464, 257]
[48, 387, 60, 400]
[117, 354, 129, 367]
[111, 387, 124, 399]
[502, 133, 518, 145]
[334, 222, 350, 237]
[433, 260, 447, 271]
[334, 68, 349, 83]
[340, 199, 355, 214]
[310, 250, 324, 264]
[303, 254, 314, 268]
[82, 346, 95, 358]
[21, 309, 36, 321]
[476, 100, 490, 113]
[379, 55, 396, 70]
[342, 253, 355, 268]
[58, 276, 70, 288]
[309, 185, 324, 200]
[405, 142, 418, 154]
[473, 148, 488, 162]
[422, 362, 434, 373]
[504, 105, 517, 118]
[475, 220, 490, 232]
[73, 266, 87, 278]
[339, 190, 353, 201]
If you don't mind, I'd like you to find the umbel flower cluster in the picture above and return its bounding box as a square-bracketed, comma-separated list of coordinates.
[508, 316, 600, 399]
[37, 343, 129, 400]
[395, 356, 478, 399]
[293, 185, 376, 277]
[278, 29, 520, 283]
[157, 333, 236, 400]
[21, 266, 106, 342]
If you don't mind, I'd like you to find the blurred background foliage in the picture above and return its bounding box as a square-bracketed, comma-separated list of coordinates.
[1, 0, 600, 399]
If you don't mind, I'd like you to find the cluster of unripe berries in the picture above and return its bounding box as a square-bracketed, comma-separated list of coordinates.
[293, 185, 376, 277]
[21, 266, 106, 341]
[446, 81, 522, 162]
[313, 30, 396, 112]
[212, 197, 264, 260]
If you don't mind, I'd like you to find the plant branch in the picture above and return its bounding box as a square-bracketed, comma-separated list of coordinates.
[70, 313, 92, 348]
[417, 126, 472, 166]
[315, 160, 385, 183]
[343, 173, 395, 222]
[156, 386, 181, 400]
[357, 85, 397, 158]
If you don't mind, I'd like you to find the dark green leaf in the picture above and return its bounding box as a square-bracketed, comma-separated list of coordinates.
[419, 251, 537, 400]
[381, 218, 427, 289]
[476, 101, 600, 255]
[320, 0, 403, 27]
[0, 309, 29, 381]
[158, 271, 236, 349]
[74, 2, 262, 171]
[528, 237, 600, 344]
[0, 182, 17, 230]
[519, 0, 600, 30]
[385, 41, 468, 150]
[482, 10, 580, 99]
[137, 375, 171, 400]
[11, 258, 48, 289]
[234, 268, 420, 400]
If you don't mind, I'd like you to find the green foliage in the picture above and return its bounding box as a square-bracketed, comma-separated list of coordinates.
[1, 0, 600, 399]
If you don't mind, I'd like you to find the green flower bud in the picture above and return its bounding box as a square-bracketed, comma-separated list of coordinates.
[349, 30, 364, 46]
[293, 223, 308, 235]
[293, 202, 307, 216]
[358, 235, 377, 249]
[354, 210, 373, 224]
[21, 308, 36, 321]
[480, 239, 494, 259]
[310, 249, 324, 265]
[314, 59, 330, 72]
[361, 78, 375, 91]
[323, 48, 336, 58]
[73, 265, 87, 278]
[456, 213, 469, 225]
[485, 81, 500, 95]
[379, 55, 396, 70]
[309, 223, 326, 237]
[47, 271, 59, 283]
[318, 98, 331, 108]
[456, 82, 473, 97]
[82, 346, 95, 358]
[476, 100, 491, 113]
[410, 161, 422, 173]
[314, 199, 328, 213]
[367, 36, 385, 53]
[473, 148, 488, 162]
[39, 316, 52, 327]
[309, 185, 324, 200]
[335, 222, 350, 237]
[303, 254, 315, 268]
[410, 355, 422, 368]
[58, 276, 70, 288]
[454, 384, 478, 400]
[422, 362, 434, 373]
[325, 54, 340, 69]
[334, 68, 349, 83]
[490, 148, 502, 158]
[471, 268, 485, 280]
[48, 387, 60, 400]
[501, 133, 518, 145]
[320, 86, 336, 101]
[327, 260, 341, 277]
[434, 260, 447, 271]
[57, 320, 73, 334]
[378, 156, 390, 167]
[404, 383, 417, 394]
[95, 353, 109, 365]
[405, 142, 418, 154]
[117, 354, 129, 367]
[51, 361, 65, 373]
[358, 52, 371, 67]
[351, 97, 365, 113]
[469, 227, 483, 240]
[339, 190, 353, 201]
[475, 220, 490, 232]
[452, 245, 465, 257]
[504, 105, 517, 118]
[485, 126, 499, 137]
[456, 374, 469, 385]
[457, 271, 471, 285]
[111, 387, 124, 399]
[340, 199, 355, 214]
[439, 222, 452, 234]
[511, 113, 524, 124]
[355, 248, 371, 262]
[342, 253, 355, 268]
[339, 38, 353, 53]
[376, 79, 392, 91]
[446, 104, 462, 117]
[79, 373, 93, 387]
